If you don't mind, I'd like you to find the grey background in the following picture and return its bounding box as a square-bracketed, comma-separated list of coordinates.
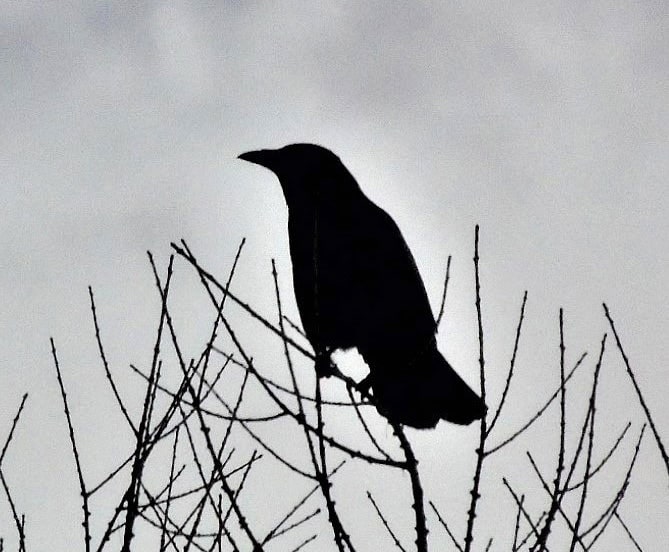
[1, 1, 667, 549]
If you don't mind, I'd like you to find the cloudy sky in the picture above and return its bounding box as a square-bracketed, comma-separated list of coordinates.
[1, 1, 667, 549]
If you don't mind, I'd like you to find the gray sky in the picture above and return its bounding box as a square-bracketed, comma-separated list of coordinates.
[1, 1, 668, 549]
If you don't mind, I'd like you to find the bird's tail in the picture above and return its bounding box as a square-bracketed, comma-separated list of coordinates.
[370, 347, 486, 429]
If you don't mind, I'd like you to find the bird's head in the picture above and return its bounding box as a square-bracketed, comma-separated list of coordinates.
[238, 143, 360, 209]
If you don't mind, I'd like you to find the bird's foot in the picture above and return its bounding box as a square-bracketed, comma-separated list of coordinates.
[356, 375, 372, 398]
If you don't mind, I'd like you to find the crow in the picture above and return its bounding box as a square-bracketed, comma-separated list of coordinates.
[239, 143, 486, 428]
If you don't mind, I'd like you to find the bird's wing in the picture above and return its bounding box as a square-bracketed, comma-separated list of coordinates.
[351, 198, 436, 351]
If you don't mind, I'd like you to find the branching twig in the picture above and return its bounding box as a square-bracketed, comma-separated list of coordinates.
[486, 352, 588, 456]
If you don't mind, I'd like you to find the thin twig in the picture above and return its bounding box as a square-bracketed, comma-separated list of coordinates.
[512, 494, 524, 551]
[290, 534, 318, 552]
[263, 461, 345, 545]
[0, 468, 25, 552]
[179, 242, 403, 468]
[503, 478, 547, 550]
[603, 303, 669, 486]
[613, 512, 644, 552]
[89, 286, 137, 435]
[172, 241, 315, 362]
[197, 238, 245, 398]
[525, 452, 587, 551]
[581, 425, 645, 545]
[465, 224, 487, 552]
[487, 291, 527, 437]
[159, 426, 180, 552]
[272, 260, 321, 477]
[393, 422, 427, 552]
[0, 394, 28, 466]
[346, 383, 392, 461]
[314, 374, 354, 552]
[121, 255, 174, 552]
[273, 509, 321, 541]
[532, 309, 567, 552]
[565, 422, 631, 492]
[570, 334, 606, 552]
[148, 254, 264, 551]
[435, 255, 452, 328]
[367, 491, 407, 552]
[50, 338, 91, 552]
[282, 314, 308, 339]
[429, 501, 463, 552]
[486, 351, 588, 456]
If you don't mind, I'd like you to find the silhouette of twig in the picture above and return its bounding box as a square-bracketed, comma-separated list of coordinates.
[272, 259, 322, 481]
[148, 254, 264, 551]
[485, 351, 588, 456]
[50, 338, 91, 552]
[486, 290, 527, 437]
[0, 394, 29, 552]
[159, 426, 180, 551]
[512, 494, 524, 551]
[346, 384, 392, 461]
[435, 255, 452, 329]
[582, 424, 645, 547]
[603, 303, 669, 486]
[367, 491, 407, 552]
[0, 463, 24, 552]
[392, 422, 426, 552]
[0, 394, 28, 467]
[89, 287, 137, 436]
[569, 334, 606, 551]
[197, 237, 245, 399]
[531, 309, 568, 552]
[429, 501, 463, 552]
[172, 240, 316, 365]
[565, 421, 630, 492]
[262, 460, 345, 545]
[20, 226, 666, 551]
[314, 374, 355, 552]
[121, 255, 174, 552]
[613, 512, 644, 552]
[525, 452, 587, 551]
[464, 224, 487, 552]
[283, 313, 309, 339]
[502, 478, 546, 549]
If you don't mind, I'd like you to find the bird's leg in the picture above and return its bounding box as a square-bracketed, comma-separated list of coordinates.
[315, 347, 336, 378]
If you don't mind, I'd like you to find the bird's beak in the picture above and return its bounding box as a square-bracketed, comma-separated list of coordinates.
[238, 149, 279, 171]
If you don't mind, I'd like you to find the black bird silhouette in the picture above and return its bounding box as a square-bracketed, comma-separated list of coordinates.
[239, 143, 486, 428]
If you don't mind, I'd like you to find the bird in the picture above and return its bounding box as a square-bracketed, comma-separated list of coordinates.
[238, 143, 486, 429]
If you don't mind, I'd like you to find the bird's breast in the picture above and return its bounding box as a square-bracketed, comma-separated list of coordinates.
[287, 207, 361, 348]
